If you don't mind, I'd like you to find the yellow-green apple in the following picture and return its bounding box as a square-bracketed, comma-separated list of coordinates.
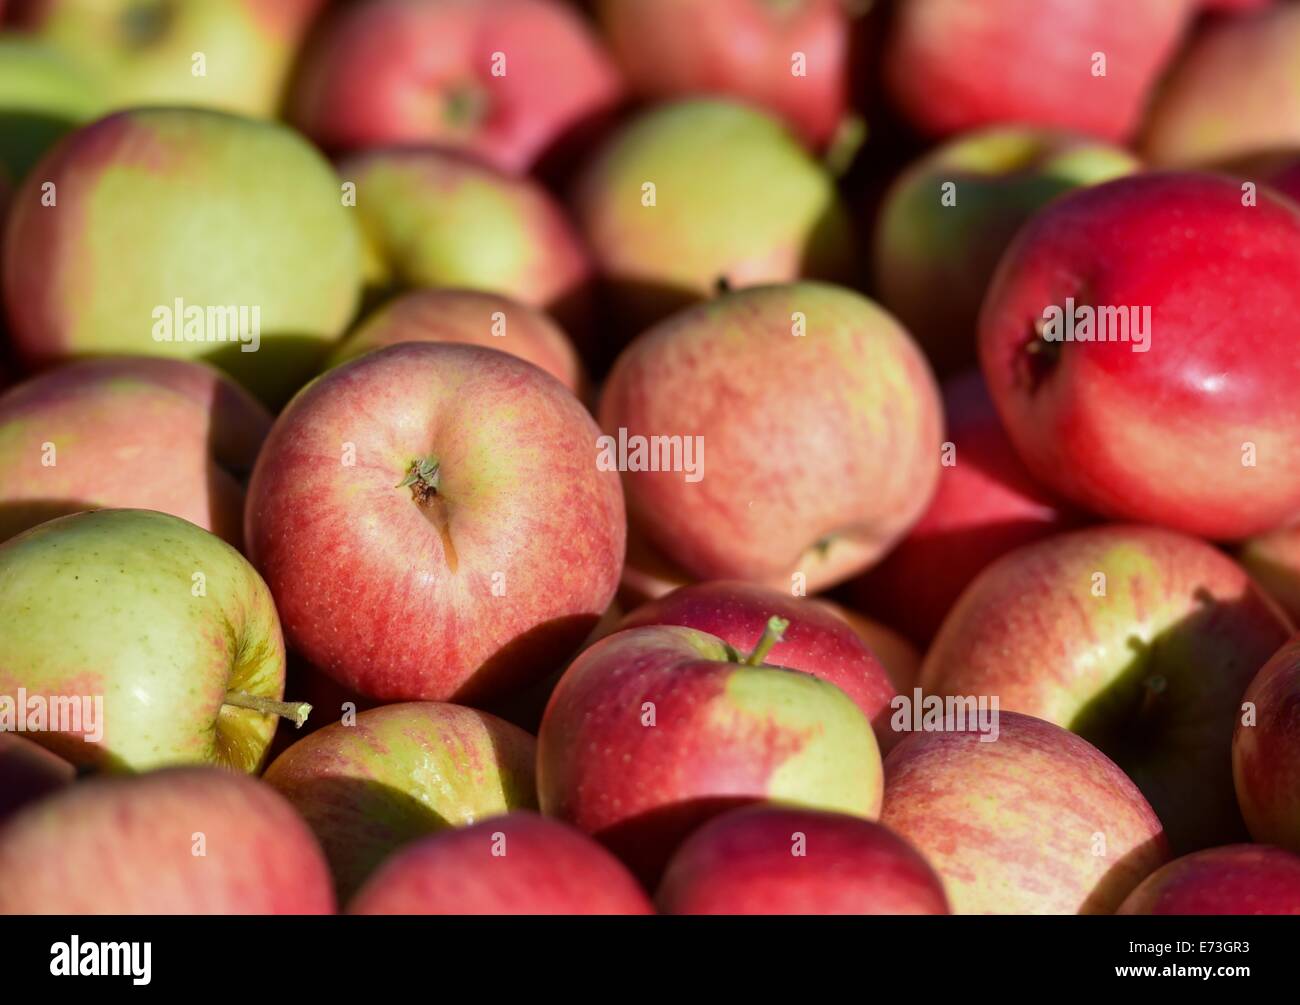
[921, 524, 1291, 852]
[291, 0, 623, 175]
[873, 127, 1138, 375]
[1241, 526, 1300, 623]
[618, 581, 899, 750]
[264, 702, 537, 901]
[852, 371, 1086, 646]
[3, 107, 362, 405]
[326, 288, 584, 395]
[0, 767, 334, 914]
[884, 0, 1190, 143]
[340, 147, 591, 328]
[1233, 635, 1300, 854]
[1117, 844, 1300, 915]
[599, 282, 941, 593]
[0, 357, 271, 545]
[881, 711, 1168, 914]
[0, 508, 302, 773]
[572, 99, 856, 335]
[12, 0, 327, 118]
[537, 617, 883, 882]
[0, 36, 101, 186]
[813, 600, 922, 694]
[596, 0, 852, 148]
[979, 172, 1300, 540]
[245, 343, 625, 703]
[348, 811, 653, 915]
[656, 804, 949, 915]
[0, 733, 73, 822]
[1142, 4, 1300, 166]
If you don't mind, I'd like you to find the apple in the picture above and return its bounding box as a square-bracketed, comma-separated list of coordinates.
[873, 127, 1138, 375]
[291, 0, 623, 175]
[263, 702, 538, 901]
[881, 711, 1168, 914]
[0, 733, 73, 822]
[0, 767, 334, 914]
[883, 0, 1190, 143]
[0, 37, 101, 187]
[0, 357, 271, 546]
[595, 0, 852, 149]
[921, 524, 1291, 853]
[851, 371, 1086, 646]
[537, 617, 883, 883]
[1117, 844, 1300, 915]
[12, 0, 327, 119]
[979, 171, 1300, 540]
[1233, 635, 1300, 855]
[572, 98, 856, 335]
[618, 580, 899, 750]
[1240, 526, 1300, 624]
[326, 288, 584, 396]
[0, 508, 302, 773]
[1142, 4, 1300, 167]
[812, 600, 922, 694]
[340, 147, 591, 329]
[657, 804, 948, 915]
[599, 282, 941, 593]
[3, 107, 362, 406]
[246, 342, 624, 704]
[348, 811, 652, 915]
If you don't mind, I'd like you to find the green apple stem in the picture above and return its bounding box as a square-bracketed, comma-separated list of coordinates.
[823, 115, 867, 179]
[222, 691, 312, 729]
[745, 616, 790, 666]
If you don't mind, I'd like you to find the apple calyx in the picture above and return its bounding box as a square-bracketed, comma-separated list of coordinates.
[741, 615, 791, 666]
[222, 691, 312, 729]
[444, 85, 490, 130]
[1019, 315, 1064, 392]
[397, 456, 441, 505]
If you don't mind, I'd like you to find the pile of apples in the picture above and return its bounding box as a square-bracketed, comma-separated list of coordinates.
[3, 0, 1300, 917]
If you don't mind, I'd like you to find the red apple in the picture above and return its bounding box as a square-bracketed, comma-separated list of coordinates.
[979, 172, 1300, 540]
[0, 733, 73, 823]
[290, 0, 623, 175]
[884, 0, 1190, 143]
[656, 804, 949, 915]
[537, 618, 884, 883]
[881, 711, 1168, 914]
[851, 371, 1086, 646]
[245, 342, 625, 704]
[0, 357, 270, 545]
[599, 282, 942, 593]
[349, 811, 653, 915]
[596, 0, 851, 148]
[619, 581, 899, 750]
[1233, 635, 1300, 855]
[1117, 844, 1300, 915]
[0, 767, 335, 914]
[813, 600, 922, 694]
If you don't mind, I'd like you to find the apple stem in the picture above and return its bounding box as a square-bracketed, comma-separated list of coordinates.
[222, 691, 312, 729]
[745, 616, 790, 666]
[1138, 675, 1167, 718]
[823, 115, 867, 179]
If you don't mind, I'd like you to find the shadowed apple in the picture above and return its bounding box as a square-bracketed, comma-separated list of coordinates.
[1233, 635, 1300, 856]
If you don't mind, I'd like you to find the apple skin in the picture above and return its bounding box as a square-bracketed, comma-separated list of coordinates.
[0, 357, 271, 546]
[12, 0, 326, 119]
[596, 0, 850, 148]
[881, 711, 1169, 914]
[922, 524, 1291, 853]
[572, 99, 856, 334]
[246, 342, 625, 704]
[873, 127, 1138, 375]
[1117, 844, 1300, 915]
[264, 702, 537, 902]
[979, 172, 1300, 540]
[1240, 526, 1300, 624]
[884, 0, 1190, 143]
[326, 288, 584, 396]
[348, 811, 652, 915]
[0, 767, 334, 914]
[537, 623, 883, 883]
[0, 734, 73, 823]
[599, 282, 941, 592]
[656, 804, 949, 915]
[618, 581, 899, 751]
[0, 37, 101, 186]
[813, 600, 922, 694]
[291, 0, 622, 176]
[1233, 636, 1300, 855]
[340, 147, 591, 327]
[851, 371, 1086, 647]
[3, 107, 362, 406]
[0, 509, 292, 773]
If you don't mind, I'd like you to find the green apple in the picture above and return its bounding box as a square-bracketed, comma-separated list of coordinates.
[0, 36, 102, 187]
